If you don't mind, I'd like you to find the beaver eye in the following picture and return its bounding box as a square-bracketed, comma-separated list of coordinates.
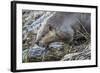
[49, 26, 52, 31]
[42, 34, 45, 37]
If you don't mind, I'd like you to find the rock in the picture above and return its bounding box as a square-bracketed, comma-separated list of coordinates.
[49, 42, 64, 49]
[22, 45, 46, 62]
[28, 46, 45, 58]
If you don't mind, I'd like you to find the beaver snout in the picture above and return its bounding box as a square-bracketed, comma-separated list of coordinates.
[35, 41, 46, 47]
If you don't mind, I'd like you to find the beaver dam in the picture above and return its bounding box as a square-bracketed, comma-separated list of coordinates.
[22, 10, 91, 63]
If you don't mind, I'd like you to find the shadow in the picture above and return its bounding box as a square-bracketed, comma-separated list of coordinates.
[7, 69, 19, 73]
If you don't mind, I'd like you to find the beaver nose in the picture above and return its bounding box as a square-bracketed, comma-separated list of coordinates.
[35, 41, 39, 45]
[35, 41, 45, 47]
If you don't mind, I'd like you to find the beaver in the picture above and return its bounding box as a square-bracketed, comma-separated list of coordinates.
[35, 12, 91, 47]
